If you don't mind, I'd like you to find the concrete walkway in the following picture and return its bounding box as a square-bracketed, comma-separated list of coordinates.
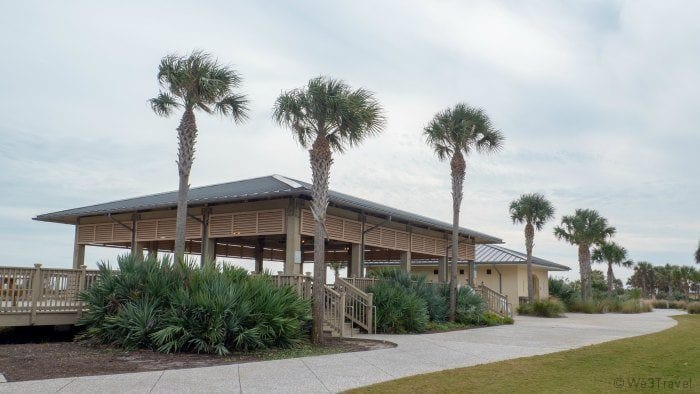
[0, 309, 683, 393]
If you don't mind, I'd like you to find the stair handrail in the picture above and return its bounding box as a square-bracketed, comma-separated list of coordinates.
[477, 283, 512, 317]
[334, 277, 374, 333]
[323, 285, 347, 337]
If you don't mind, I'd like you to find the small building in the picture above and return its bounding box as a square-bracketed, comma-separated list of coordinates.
[366, 244, 570, 304]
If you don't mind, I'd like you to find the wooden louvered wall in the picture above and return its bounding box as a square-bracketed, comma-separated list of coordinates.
[300, 209, 473, 258]
[77, 217, 203, 244]
[208, 209, 285, 238]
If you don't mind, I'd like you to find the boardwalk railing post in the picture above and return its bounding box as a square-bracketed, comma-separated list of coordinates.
[77, 265, 87, 318]
[30, 263, 43, 325]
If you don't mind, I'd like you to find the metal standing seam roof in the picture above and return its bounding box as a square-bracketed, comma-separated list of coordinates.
[34, 174, 502, 244]
[365, 244, 570, 271]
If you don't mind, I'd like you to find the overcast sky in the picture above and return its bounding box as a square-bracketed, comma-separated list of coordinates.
[1, 0, 698, 283]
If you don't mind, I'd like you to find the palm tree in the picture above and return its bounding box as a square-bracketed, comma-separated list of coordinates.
[629, 261, 655, 298]
[150, 51, 248, 258]
[273, 76, 384, 344]
[695, 240, 700, 264]
[424, 103, 504, 321]
[553, 209, 616, 301]
[509, 193, 555, 303]
[592, 241, 633, 297]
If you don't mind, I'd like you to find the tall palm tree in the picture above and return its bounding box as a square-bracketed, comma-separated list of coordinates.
[553, 209, 616, 301]
[424, 103, 504, 321]
[509, 193, 555, 303]
[273, 76, 384, 344]
[150, 51, 248, 258]
[592, 241, 633, 297]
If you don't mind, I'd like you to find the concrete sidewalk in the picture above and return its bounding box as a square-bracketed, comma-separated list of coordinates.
[0, 309, 682, 393]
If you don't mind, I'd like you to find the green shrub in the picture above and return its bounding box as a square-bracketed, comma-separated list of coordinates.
[480, 311, 514, 325]
[517, 299, 565, 317]
[369, 268, 449, 323]
[548, 278, 576, 308]
[453, 286, 486, 325]
[368, 280, 428, 333]
[686, 302, 700, 314]
[80, 254, 310, 355]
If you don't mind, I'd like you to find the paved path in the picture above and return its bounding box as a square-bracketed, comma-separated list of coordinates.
[0, 309, 683, 393]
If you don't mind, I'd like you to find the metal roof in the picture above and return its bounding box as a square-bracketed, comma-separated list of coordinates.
[34, 174, 502, 243]
[474, 244, 569, 271]
[365, 244, 570, 271]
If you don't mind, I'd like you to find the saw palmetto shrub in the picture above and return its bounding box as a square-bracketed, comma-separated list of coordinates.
[79, 254, 310, 355]
[517, 298, 565, 317]
[367, 279, 429, 333]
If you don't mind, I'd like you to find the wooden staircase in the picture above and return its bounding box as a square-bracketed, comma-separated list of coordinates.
[475, 284, 513, 317]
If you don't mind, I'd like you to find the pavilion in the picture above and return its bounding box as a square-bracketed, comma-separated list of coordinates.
[35, 175, 502, 281]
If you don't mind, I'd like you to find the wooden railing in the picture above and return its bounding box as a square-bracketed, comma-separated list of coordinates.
[1, 264, 100, 326]
[323, 285, 348, 337]
[344, 277, 379, 293]
[268, 274, 313, 300]
[334, 277, 374, 334]
[476, 284, 512, 317]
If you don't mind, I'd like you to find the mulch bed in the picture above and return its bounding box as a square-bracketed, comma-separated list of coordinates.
[0, 326, 394, 382]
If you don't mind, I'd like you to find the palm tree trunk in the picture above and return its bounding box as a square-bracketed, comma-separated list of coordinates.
[525, 222, 534, 302]
[607, 262, 614, 297]
[174, 107, 197, 259]
[578, 243, 592, 301]
[449, 152, 466, 322]
[309, 135, 332, 344]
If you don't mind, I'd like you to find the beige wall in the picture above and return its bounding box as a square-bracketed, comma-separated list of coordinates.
[369, 264, 554, 306]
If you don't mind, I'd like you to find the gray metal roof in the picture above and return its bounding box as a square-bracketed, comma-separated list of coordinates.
[474, 244, 570, 271]
[34, 174, 502, 243]
[365, 244, 570, 271]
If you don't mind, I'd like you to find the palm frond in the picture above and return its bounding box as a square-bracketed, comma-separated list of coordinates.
[215, 94, 249, 123]
[149, 92, 180, 116]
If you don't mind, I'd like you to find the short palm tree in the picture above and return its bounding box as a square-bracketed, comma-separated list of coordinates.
[424, 103, 504, 321]
[553, 209, 616, 301]
[631, 261, 655, 298]
[150, 51, 248, 258]
[273, 76, 384, 344]
[509, 193, 555, 303]
[592, 241, 633, 297]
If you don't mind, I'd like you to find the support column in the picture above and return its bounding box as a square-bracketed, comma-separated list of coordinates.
[72, 224, 85, 269]
[349, 243, 361, 278]
[400, 250, 411, 272]
[147, 242, 158, 259]
[200, 208, 216, 265]
[285, 199, 302, 274]
[438, 256, 447, 283]
[254, 238, 264, 273]
[130, 215, 143, 261]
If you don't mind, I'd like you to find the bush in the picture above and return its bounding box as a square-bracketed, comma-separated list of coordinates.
[548, 278, 576, 308]
[517, 299, 565, 317]
[453, 286, 486, 325]
[481, 311, 514, 325]
[619, 299, 653, 314]
[80, 254, 310, 355]
[686, 302, 700, 314]
[367, 280, 428, 333]
[651, 300, 687, 309]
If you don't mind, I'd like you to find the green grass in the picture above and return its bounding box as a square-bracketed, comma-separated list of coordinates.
[348, 315, 699, 393]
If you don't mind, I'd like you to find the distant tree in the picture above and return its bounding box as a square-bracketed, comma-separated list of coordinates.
[273, 76, 385, 344]
[628, 261, 655, 298]
[509, 193, 555, 302]
[554, 209, 616, 301]
[695, 240, 700, 264]
[424, 103, 504, 321]
[150, 51, 248, 258]
[592, 241, 633, 297]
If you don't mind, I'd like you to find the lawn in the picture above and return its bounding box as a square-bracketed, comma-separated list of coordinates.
[348, 314, 699, 393]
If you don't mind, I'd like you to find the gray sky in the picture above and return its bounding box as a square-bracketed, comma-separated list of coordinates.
[1, 0, 698, 283]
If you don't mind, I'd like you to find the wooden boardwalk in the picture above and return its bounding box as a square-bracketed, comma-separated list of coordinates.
[0, 265, 99, 327]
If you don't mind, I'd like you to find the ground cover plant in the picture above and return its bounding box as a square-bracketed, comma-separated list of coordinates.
[367, 269, 508, 333]
[79, 254, 310, 355]
[348, 315, 699, 393]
